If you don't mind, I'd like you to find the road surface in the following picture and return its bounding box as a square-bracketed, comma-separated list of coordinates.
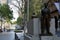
[0, 32, 15, 40]
[0, 31, 24, 40]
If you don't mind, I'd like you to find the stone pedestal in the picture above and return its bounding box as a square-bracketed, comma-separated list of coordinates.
[41, 36, 53, 40]
[32, 18, 40, 40]
[24, 18, 40, 40]
[41, 36, 60, 40]
[33, 18, 41, 35]
[50, 18, 55, 35]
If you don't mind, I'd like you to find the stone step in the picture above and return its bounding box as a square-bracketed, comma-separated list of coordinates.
[55, 30, 60, 37]
[41, 35, 60, 40]
[53, 35, 60, 40]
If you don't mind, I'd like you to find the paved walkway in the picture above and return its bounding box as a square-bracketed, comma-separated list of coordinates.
[0, 32, 15, 40]
[0, 31, 24, 40]
[56, 30, 60, 37]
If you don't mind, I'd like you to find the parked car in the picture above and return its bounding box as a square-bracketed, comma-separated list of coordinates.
[15, 25, 22, 30]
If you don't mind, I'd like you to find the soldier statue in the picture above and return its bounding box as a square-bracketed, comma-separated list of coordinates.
[41, 3, 51, 35]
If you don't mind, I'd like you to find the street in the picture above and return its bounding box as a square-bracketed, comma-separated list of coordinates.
[0, 32, 15, 40]
[0, 31, 24, 40]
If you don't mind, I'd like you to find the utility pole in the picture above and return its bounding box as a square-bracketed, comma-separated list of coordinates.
[27, 0, 29, 21]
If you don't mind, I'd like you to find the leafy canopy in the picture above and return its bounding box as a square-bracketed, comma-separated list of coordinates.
[17, 17, 23, 26]
[0, 4, 13, 21]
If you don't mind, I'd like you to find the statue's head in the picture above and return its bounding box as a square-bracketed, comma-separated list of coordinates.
[33, 13, 35, 15]
[44, 3, 48, 8]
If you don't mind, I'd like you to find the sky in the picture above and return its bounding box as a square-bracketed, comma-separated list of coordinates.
[9, 4, 19, 21]
[8, 0, 20, 22]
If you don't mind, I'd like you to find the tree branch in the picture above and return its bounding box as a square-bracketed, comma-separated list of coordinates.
[11, 3, 19, 9]
[11, 0, 22, 11]
[15, 0, 21, 7]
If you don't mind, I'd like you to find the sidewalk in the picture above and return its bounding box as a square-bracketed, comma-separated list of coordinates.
[0, 32, 15, 40]
[56, 30, 60, 37]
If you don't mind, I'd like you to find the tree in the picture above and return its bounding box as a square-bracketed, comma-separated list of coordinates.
[17, 17, 23, 26]
[0, 4, 13, 29]
[0, 4, 13, 21]
[24, 0, 43, 21]
[11, 0, 24, 18]
[11, 0, 25, 27]
[29, 0, 42, 19]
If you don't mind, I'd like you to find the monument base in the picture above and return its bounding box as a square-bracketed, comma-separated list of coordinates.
[41, 36, 53, 40]
[39, 32, 53, 36]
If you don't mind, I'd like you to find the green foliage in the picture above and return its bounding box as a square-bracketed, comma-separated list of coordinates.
[0, 4, 13, 21]
[17, 17, 23, 26]
[12, 21, 17, 24]
[29, 0, 42, 19]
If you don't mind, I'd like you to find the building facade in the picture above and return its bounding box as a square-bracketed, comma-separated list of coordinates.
[0, 0, 7, 4]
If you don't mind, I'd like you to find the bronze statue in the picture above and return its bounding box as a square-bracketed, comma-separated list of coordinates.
[41, 3, 51, 34]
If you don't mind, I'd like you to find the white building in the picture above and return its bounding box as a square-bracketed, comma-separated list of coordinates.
[0, 0, 7, 4]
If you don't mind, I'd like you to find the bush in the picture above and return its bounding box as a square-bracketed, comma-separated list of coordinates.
[14, 30, 23, 33]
